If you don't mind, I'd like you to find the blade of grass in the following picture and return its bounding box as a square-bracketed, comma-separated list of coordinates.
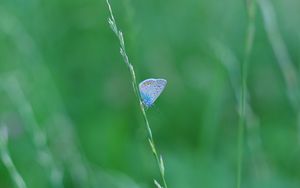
[257, 0, 300, 143]
[2, 75, 64, 188]
[0, 9, 132, 187]
[237, 1, 257, 188]
[105, 1, 168, 187]
[0, 124, 27, 188]
[212, 40, 269, 183]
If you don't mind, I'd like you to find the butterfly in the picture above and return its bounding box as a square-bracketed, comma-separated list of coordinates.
[139, 78, 167, 108]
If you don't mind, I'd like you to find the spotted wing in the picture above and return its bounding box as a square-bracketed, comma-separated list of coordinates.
[139, 78, 167, 107]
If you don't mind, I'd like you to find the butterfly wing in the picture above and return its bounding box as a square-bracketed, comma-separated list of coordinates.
[139, 78, 167, 108]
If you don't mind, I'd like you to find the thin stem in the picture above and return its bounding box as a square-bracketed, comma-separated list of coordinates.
[0, 10, 92, 187]
[237, 1, 256, 188]
[105, 1, 168, 188]
[212, 40, 269, 183]
[2, 75, 64, 188]
[257, 0, 300, 142]
[0, 125, 27, 188]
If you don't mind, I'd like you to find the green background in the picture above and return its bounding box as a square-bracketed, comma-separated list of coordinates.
[1, 0, 300, 187]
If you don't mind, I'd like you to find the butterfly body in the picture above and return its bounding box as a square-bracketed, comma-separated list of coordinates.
[139, 78, 167, 108]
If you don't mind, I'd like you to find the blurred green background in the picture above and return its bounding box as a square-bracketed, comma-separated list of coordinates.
[1, 0, 300, 187]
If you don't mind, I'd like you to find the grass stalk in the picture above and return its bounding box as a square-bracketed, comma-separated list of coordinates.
[105, 1, 168, 187]
[237, 1, 256, 188]
[2, 75, 64, 188]
[0, 10, 93, 187]
[257, 0, 300, 143]
[212, 40, 269, 183]
[0, 124, 27, 188]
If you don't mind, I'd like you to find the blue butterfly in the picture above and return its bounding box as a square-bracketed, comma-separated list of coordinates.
[139, 78, 167, 108]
